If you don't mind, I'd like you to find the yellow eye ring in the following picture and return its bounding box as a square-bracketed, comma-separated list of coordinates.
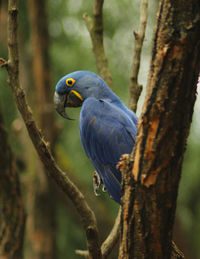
[66, 78, 76, 87]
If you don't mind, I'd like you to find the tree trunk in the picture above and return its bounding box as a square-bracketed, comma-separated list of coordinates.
[119, 0, 200, 258]
[27, 0, 56, 144]
[24, 1, 57, 258]
[0, 107, 26, 259]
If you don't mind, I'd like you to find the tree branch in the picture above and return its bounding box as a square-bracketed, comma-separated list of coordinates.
[76, 208, 121, 259]
[83, 0, 113, 88]
[101, 208, 120, 258]
[129, 0, 148, 112]
[4, 1, 102, 258]
[171, 241, 185, 259]
[0, 57, 8, 68]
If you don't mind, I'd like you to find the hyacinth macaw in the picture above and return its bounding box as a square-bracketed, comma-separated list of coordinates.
[54, 71, 138, 204]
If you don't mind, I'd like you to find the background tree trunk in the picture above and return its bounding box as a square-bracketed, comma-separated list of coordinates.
[24, 0, 58, 258]
[119, 0, 200, 258]
[0, 106, 26, 259]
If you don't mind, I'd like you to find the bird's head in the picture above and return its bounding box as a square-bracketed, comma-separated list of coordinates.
[54, 71, 113, 119]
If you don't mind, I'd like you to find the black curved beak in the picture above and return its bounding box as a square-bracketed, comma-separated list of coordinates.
[54, 90, 83, 120]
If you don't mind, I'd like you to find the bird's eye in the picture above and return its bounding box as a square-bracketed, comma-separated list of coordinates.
[66, 78, 76, 87]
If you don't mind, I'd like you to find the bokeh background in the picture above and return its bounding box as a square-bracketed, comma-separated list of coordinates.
[0, 0, 199, 258]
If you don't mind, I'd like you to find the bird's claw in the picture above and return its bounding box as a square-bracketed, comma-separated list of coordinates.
[93, 172, 101, 196]
[93, 171, 107, 196]
[102, 185, 106, 192]
[94, 189, 100, 196]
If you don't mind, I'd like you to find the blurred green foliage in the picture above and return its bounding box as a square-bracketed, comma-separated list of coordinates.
[0, 0, 200, 258]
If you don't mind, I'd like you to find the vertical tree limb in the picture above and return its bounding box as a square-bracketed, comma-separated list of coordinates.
[25, 1, 57, 258]
[129, 0, 148, 112]
[4, 1, 102, 258]
[83, 0, 113, 88]
[27, 0, 56, 142]
[0, 106, 26, 259]
[120, 0, 200, 258]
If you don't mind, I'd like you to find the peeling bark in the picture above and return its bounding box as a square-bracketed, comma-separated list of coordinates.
[120, 1, 200, 258]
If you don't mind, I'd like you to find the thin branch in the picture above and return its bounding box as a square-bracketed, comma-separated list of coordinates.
[129, 0, 149, 112]
[75, 250, 89, 258]
[5, 1, 102, 258]
[101, 208, 120, 258]
[76, 208, 121, 259]
[83, 0, 113, 88]
[0, 57, 8, 67]
[171, 241, 185, 259]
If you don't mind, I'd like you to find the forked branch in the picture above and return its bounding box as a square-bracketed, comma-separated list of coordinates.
[129, 0, 148, 112]
[76, 208, 121, 259]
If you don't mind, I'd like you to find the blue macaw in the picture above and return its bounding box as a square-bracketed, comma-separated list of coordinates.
[54, 71, 138, 204]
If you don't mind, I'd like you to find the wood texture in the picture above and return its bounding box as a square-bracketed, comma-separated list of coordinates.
[120, 0, 200, 258]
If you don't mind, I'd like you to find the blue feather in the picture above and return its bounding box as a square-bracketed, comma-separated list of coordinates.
[79, 98, 136, 203]
[55, 71, 138, 204]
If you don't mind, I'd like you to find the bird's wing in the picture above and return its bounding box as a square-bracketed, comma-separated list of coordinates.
[79, 97, 137, 203]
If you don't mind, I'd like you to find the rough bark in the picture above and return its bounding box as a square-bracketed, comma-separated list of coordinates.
[120, 0, 200, 258]
[0, 107, 26, 259]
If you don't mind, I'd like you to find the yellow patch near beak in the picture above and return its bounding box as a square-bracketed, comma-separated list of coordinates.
[70, 90, 83, 101]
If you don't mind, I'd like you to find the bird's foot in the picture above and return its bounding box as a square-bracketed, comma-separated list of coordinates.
[102, 185, 107, 192]
[93, 172, 107, 196]
[93, 172, 101, 196]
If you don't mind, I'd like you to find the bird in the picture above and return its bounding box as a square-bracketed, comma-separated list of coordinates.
[54, 71, 138, 204]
